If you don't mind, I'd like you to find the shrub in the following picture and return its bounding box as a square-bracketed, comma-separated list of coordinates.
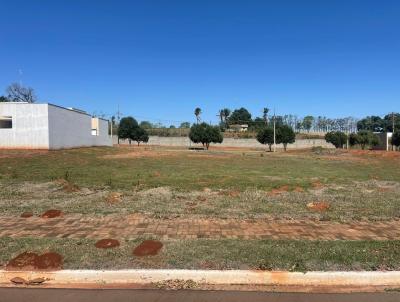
[392, 132, 400, 149]
[349, 131, 380, 150]
[349, 133, 359, 147]
[189, 123, 223, 150]
[325, 131, 348, 149]
[118, 116, 149, 146]
[256, 127, 274, 151]
[357, 130, 380, 150]
[276, 125, 295, 151]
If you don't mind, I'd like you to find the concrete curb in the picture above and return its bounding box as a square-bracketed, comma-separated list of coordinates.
[2, 270, 400, 288]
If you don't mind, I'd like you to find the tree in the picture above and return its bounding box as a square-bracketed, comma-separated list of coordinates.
[256, 127, 274, 151]
[131, 126, 149, 146]
[218, 108, 231, 129]
[189, 123, 223, 150]
[228, 107, 252, 125]
[392, 132, 400, 149]
[302, 116, 314, 132]
[325, 131, 347, 149]
[6, 83, 37, 103]
[140, 121, 153, 129]
[352, 130, 380, 150]
[0, 96, 8, 102]
[357, 116, 385, 132]
[276, 125, 295, 151]
[349, 133, 359, 147]
[383, 113, 400, 132]
[222, 108, 231, 121]
[179, 122, 191, 128]
[262, 108, 269, 125]
[118, 117, 139, 145]
[194, 107, 202, 124]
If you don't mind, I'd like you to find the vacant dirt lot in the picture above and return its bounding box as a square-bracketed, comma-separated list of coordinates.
[0, 146, 400, 271]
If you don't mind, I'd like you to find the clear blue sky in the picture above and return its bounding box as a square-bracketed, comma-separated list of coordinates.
[1, 0, 399, 125]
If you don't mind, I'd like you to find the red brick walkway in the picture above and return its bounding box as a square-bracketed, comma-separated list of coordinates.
[0, 214, 399, 240]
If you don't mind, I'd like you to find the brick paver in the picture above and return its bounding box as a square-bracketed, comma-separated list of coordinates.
[0, 214, 399, 240]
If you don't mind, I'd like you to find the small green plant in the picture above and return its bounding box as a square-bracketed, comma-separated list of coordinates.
[106, 177, 113, 188]
[64, 170, 70, 181]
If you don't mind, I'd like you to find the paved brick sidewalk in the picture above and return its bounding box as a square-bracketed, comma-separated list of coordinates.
[0, 214, 399, 240]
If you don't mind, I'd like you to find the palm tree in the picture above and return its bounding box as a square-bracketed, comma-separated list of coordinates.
[222, 108, 231, 128]
[218, 110, 224, 124]
[263, 108, 269, 126]
[194, 107, 202, 124]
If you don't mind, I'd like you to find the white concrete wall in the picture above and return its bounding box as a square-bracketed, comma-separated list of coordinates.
[91, 118, 112, 147]
[0, 103, 112, 150]
[48, 105, 112, 149]
[114, 135, 335, 149]
[0, 103, 49, 149]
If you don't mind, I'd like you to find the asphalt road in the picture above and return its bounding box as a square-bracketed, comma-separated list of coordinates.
[1, 288, 400, 302]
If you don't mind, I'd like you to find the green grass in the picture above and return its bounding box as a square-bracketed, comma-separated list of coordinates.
[1, 237, 400, 271]
[1, 147, 400, 220]
[0, 147, 399, 191]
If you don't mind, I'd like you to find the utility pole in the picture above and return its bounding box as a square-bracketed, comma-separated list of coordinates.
[116, 105, 122, 145]
[392, 112, 395, 151]
[116, 105, 122, 123]
[273, 108, 276, 153]
[393, 112, 395, 133]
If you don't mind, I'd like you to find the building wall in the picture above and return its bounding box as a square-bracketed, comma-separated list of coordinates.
[114, 135, 335, 149]
[92, 118, 112, 147]
[0, 103, 49, 149]
[48, 105, 112, 149]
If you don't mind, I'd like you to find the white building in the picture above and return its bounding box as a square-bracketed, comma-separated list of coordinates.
[0, 102, 112, 150]
[227, 124, 249, 132]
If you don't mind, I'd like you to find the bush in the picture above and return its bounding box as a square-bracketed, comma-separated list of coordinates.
[392, 132, 400, 148]
[189, 123, 223, 150]
[349, 133, 358, 147]
[349, 131, 380, 150]
[357, 130, 380, 150]
[132, 127, 149, 146]
[325, 131, 347, 149]
[276, 125, 295, 151]
[117, 116, 149, 146]
[256, 127, 274, 151]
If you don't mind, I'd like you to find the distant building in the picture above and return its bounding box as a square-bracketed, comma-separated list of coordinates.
[0, 102, 112, 150]
[373, 132, 393, 151]
[228, 124, 249, 132]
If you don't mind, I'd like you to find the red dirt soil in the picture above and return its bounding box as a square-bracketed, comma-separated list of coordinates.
[307, 201, 330, 212]
[105, 192, 123, 203]
[36, 252, 63, 270]
[95, 239, 120, 249]
[133, 240, 163, 257]
[40, 209, 63, 218]
[55, 179, 80, 193]
[20, 212, 33, 218]
[311, 181, 324, 189]
[294, 186, 305, 193]
[6, 252, 63, 271]
[228, 190, 241, 197]
[269, 185, 290, 196]
[10, 277, 27, 284]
